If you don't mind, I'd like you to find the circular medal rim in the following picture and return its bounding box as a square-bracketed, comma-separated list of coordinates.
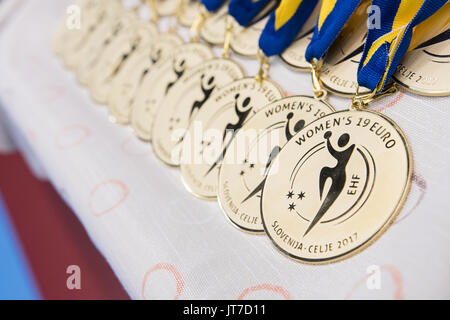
[319, 50, 371, 97]
[278, 53, 313, 73]
[74, 20, 119, 86]
[179, 76, 285, 200]
[76, 9, 135, 78]
[58, 1, 107, 61]
[151, 57, 247, 168]
[177, 1, 201, 27]
[229, 16, 270, 58]
[107, 35, 184, 126]
[278, 37, 313, 72]
[200, 10, 227, 46]
[89, 33, 136, 104]
[108, 54, 151, 125]
[320, 75, 372, 98]
[200, 29, 225, 46]
[217, 95, 335, 234]
[260, 108, 413, 265]
[229, 29, 259, 58]
[130, 41, 214, 143]
[154, 0, 180, 17]
[393, 76, 450, 97]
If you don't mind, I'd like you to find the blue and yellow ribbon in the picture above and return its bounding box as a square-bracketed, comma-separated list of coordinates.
[259, 0, 320, 56]
[229, 0, 279, 27]
[358, 0, 448, 92]
[305, 0, 362, 63]
[201, 0, 226, 12]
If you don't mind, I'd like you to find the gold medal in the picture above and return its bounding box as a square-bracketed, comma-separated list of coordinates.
[89, 20, 158, 104]
[180, 77, 284, 199]
[130, 42, 214, 141]
[279, 3, 319, 71]
[393, 25, 450, 96]
[177, 0, 201, 27]
[229, 0, 279, 57]
[152, 58, 245, 166]
[62, 2, 115, 68]
[261, 109, 412, 263]
[218, 95, 334, 232]
[53, 0, 104, 58]
[108, 33, 183, 124]
[63, 12, 107, 69]
[230, 16, 268, 57]
[319, 1, 371, 97]
[76, 10, 133, 85]
[200, 4, 227, 45]
[153, 0, 179, 16]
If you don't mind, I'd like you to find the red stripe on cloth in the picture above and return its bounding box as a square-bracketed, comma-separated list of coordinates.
[0, 152, 129, 300]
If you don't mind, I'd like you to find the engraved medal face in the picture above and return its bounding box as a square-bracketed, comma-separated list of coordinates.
[109, 33, 183, 124]
[89, 34, 134, 103]
[261, 110, 412, 264]
[54, 0, 104, 58]
[89, 21, 157, 104]
[152, 58, 245, 166]
[134, 21, 159, 47]
[155, 0, 179, 16]
[230, 17, 268, 57]
[178, 0, 200, 27]
[62, 1, 118, 68]
[63, 12, 105, 69]
[280, 3, 320, 71]
[76, 13, 132, 85]
[218, 96, 334, 232]
[320, 2, 371, 96]
[130, 43, 214, 141]
[107, 44, 153, 122]
[200, 4, 227, 45]
[230, 0, 278, 57]
[393, 25, 450, 96]
[179, 78, 284, 199]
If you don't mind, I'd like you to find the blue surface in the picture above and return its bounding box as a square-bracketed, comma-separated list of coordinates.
[0, 191, 40, 300]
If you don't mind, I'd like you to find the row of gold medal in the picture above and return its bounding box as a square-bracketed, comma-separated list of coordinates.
[52, 0, 449, 264]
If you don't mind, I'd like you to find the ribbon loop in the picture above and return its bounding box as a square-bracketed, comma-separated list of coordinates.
[201, 0, 226, 12]
[229, 0, 279, 27]
[357, 0, 448, 93]
[305, 0, 362, 63]
[259, 0, 320, 56]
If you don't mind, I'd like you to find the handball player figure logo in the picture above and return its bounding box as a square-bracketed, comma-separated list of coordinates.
[151, 48, 162, 64]
[165, 58, 186, 94]
[174, 74, 216, 146]
[205, 93, 252, 176]
[190, 74, 216, 119]
[241, 112, 306, 203]
[304, 131, 355, 236]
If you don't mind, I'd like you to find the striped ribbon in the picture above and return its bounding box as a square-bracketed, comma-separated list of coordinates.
[228, 0, 279, 27]
[259, 0, 320, 56]
[358, 0, 448, 92]
[305, 0, 362, 62]
[201, 0, 226, 12]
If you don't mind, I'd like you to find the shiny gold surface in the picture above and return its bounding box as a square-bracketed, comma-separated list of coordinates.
[261, 109, 412, 264]
[130, 42, 214, 142]
[180, 77, 284, 199]
[152, 58, 245, 166]
[218, 96, 334, 233]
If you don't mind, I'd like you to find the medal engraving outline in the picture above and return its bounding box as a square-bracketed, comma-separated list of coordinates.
[260, 109, 412, 264]
[180, 77, 284, 200]
[218, 96, 334, 233]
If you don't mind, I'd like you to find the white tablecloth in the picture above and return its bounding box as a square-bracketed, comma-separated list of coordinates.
[0, 0, 449, 299]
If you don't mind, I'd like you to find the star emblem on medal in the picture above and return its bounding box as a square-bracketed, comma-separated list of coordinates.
[286, 190, 306, 213]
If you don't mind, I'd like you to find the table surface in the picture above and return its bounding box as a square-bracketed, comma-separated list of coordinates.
[0, 0, 449, 299]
